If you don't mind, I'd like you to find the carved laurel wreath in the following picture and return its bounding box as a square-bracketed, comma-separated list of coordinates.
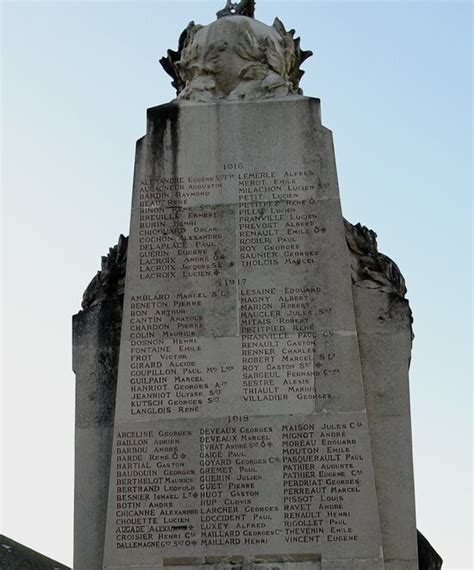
[159, 18, 312, 100]
[82, 221, 407, 312]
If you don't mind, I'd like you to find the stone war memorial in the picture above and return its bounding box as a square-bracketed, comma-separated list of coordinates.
[73, 2, 443, 570]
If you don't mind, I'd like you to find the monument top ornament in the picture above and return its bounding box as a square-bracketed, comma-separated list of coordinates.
[216, 0, 256, 18]
[159, 1, 312, 102]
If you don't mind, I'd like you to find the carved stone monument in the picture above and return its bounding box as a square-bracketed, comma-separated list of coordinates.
[73, 4, 430, 570]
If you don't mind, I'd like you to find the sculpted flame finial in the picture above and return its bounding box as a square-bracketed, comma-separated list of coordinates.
[216, 0, 255, 18]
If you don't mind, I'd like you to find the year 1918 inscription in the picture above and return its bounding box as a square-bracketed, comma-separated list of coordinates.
[112, 414, 370, 556]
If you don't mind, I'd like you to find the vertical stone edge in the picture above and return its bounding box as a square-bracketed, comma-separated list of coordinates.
[73, 289, 123, 570]
[317, 125, 385, 568]
[353, 286, 418, 570]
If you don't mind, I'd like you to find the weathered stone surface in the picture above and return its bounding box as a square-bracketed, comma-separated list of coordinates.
[354, 288, 417, 570]
[73, 244, 126, 570]
[0, 535, 70, 569]
[160, 16, 311, 101]
[345, 221, 418, 569]
[345, 221, 408, 298]
[97, 97, 384, 569]
[74, 222, 442, 569]
[81, 235, 128, 313]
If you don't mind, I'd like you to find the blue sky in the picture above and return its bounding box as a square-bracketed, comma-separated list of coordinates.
[1, 1, 472, 568]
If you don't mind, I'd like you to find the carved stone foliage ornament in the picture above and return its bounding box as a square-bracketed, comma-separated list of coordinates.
[344, 220, 407, 298]
[159, 5, 312, 102]
[82, 235, 128, 310]
[81, 222, 407, 311]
